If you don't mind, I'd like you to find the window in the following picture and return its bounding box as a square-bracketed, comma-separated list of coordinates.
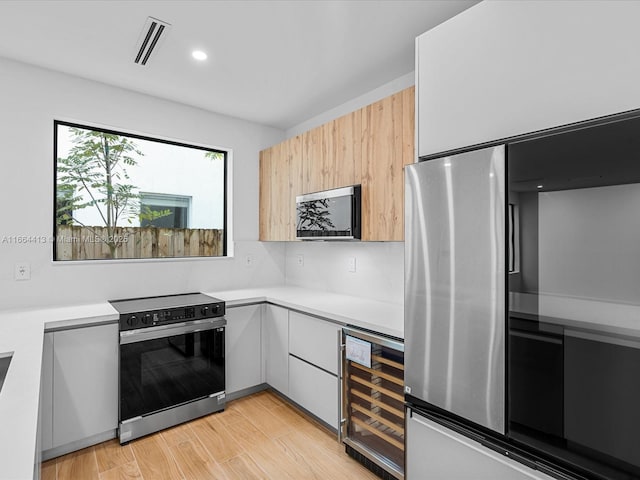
[54, 121, 227, 260]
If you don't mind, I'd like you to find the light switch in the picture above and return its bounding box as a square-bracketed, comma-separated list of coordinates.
[347, 257, 356, 273]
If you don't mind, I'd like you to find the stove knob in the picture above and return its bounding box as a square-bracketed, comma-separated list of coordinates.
[201, 306, 210, 316]
[127, 315, 138, 327]
[212, 304, 220, 314]
[142, 314, 152, 325]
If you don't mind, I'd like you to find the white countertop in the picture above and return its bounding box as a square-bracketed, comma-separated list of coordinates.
[0, 303, 118, 480]
[0, 287, 401, 479]
[0, 314, 45, 480]
[205, 286, 404, 339]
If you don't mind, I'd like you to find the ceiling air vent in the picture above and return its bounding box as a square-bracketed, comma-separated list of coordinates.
[134, 16, 171, 66]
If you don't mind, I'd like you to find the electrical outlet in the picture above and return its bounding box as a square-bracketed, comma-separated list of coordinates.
[245, 254, 254, 267]
[347, 257, 356, 273]
[14, 263, 31, 281]
[296, 254, 304, 267]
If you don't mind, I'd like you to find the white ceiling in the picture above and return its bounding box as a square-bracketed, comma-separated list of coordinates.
[0, 0, 477, 130]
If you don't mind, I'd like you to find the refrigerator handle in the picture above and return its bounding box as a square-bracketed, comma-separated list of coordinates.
[338, 328, 346, 443]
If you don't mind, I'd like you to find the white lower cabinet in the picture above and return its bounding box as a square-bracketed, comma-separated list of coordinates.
[225, 305, 263, 395]
[286, 310, 342, 430]
[39, 303, 346, 459]
[263, 304, 289, 395]
[288, 355, 338, 429]
[37, 301, 353, 461]
[406, 409, 554, 480]
[289, 311, 341, 374]
[40, 333, 54, 451]
[41, 323, 118, 456]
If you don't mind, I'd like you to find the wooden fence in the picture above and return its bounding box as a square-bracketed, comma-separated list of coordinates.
[55, 225, 224, 260]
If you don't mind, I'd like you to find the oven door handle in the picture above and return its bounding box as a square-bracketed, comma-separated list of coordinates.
[119, 318, 225, 345]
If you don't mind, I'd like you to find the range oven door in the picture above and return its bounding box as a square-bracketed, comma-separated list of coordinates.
[119, 318, 225, 442]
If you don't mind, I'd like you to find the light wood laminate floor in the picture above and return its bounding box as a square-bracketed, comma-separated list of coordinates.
[41, 390, 381, 480]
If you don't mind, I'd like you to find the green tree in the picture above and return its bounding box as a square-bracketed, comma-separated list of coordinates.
[56, 127, 169, 258]
[205, 151, 224, 162]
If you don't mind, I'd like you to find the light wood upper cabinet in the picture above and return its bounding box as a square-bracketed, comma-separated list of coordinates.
[259, 142, 288, 241]
[258, 146, 273, 241]
[259, 86, 414, 242]
[287, 135, 303, 240]
[327, 110, 362, 189]
[260, 136, 302, 241]
[361, 87, 414, 241]
[303, 110, 362, 193]
[302, 124, 326, 194]
[402, 86, 416, 167]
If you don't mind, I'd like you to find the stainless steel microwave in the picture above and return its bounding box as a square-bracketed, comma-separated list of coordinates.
[296, 185, 361, 240]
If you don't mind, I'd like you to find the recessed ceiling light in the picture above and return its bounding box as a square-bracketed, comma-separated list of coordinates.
[192, 50, 207, 61]
[537, 185, 544, 189]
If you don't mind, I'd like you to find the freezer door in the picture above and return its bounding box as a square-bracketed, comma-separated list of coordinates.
[406, 409, 553, 479]
[405, 145, 505, 434]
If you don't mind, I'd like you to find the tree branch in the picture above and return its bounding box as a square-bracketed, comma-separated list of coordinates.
[74, 168, 108, 226]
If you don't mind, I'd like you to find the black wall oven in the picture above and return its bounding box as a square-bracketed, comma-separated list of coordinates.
[111, 293, 226, 444]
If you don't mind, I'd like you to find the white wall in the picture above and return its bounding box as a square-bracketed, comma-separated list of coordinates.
[286, 71, 414, 138]
[284, 241, 404, 305]
[0, 57, 285, 310]
[1, 59, 413, 310]
[416, 0, 640, 156]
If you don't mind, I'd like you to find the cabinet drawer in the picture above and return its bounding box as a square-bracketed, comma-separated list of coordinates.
[289, 311, 341, 374]
[407, 410, 554, 479]
[289, 355, 338, 429]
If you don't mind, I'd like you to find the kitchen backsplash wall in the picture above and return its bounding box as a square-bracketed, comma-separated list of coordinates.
[284, 242, 404, 305]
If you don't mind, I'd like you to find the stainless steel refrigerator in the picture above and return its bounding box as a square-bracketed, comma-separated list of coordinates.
[404, 145, 506, 471]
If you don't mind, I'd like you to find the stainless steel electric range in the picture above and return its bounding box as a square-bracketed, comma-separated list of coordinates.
[110, 293, 226, 444]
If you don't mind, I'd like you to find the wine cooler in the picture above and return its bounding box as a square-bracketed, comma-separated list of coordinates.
[340, 326, 405, 479]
